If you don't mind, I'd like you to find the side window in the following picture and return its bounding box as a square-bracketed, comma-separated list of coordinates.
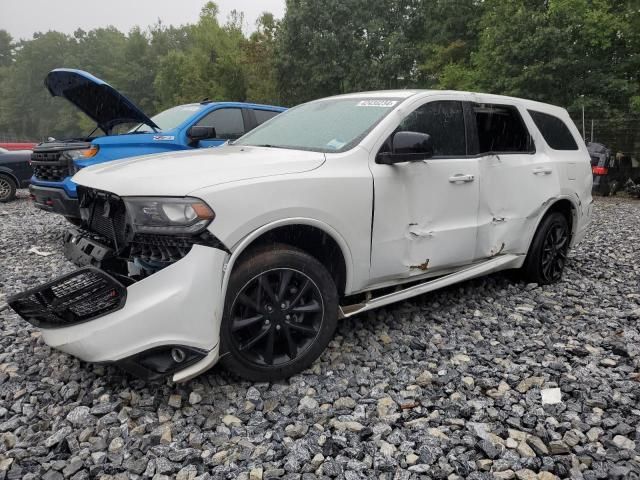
[254, 109, 280, 126]
[195, 108, 245, 140]
[528, 110, 579, 151]
[397, 100, 466, 156]
[473, 104, 533, 153]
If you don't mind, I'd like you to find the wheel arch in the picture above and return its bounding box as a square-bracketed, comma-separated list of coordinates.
[526, 196, 578, 252]
[221, 218, 354, 303]
[0, 168, 19, 187]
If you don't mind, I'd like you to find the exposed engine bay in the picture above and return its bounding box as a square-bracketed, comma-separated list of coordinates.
[65, 186, 226, 282]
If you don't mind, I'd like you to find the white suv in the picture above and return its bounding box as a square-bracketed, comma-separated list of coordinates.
[10, 90, 593, 382]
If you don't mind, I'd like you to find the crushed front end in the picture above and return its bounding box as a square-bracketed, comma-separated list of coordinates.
[9, 186, 230, 381]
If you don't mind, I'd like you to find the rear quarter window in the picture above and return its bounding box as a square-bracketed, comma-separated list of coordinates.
[254, 109, 280, 126]
[528, 110, 579, 151]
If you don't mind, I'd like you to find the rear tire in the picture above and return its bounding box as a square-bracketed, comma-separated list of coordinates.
[522, 212, 570, 285]
[0, 175, 16, 203]
[220, 244, 338, 381]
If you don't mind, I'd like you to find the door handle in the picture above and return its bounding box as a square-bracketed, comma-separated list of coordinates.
[532, 167, 553, 175]
[448, 174, 475, 183]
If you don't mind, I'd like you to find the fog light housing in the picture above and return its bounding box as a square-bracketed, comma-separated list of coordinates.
[115, 345, 207, 380]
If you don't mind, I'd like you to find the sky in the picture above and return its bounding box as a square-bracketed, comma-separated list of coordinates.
[0, 0, 286, 40]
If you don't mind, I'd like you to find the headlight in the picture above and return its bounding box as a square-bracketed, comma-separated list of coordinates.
[64, 146, 100, 160]
[124, 197, 215, 235]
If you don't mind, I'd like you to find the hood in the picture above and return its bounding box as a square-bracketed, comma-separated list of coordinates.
[72, 145, 326, 196]
[45, 69, 159, 134]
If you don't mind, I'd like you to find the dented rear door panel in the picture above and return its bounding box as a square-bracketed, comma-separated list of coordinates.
[475, 151, 560, 258]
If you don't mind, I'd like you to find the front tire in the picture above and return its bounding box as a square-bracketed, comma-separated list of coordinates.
[0, 175, 17, 203]
[220, 244, 338, 381]
[522, 212, 570, 284]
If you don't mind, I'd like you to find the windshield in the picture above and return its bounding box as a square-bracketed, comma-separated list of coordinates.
[235, 98, 402, 152]
[130, 104, 205, 133]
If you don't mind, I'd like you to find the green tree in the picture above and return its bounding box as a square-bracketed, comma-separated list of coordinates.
[416, 0, 484, 89]
[154, 1, 249, 108]
[243, 13, 280, 104]
[472, 0, 639, 152]
[276, 0, 423, 105]
[0, 31, 80, 140]
[0, 30, 13, 67]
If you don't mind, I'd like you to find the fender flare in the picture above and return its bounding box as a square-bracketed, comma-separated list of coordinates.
[524, 194, 581, 253]
[219, 217, 355, 307]
[0, 167, 19, 187]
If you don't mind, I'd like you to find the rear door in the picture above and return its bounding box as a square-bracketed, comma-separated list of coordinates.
[247, 108, 282, 130]
[194, 107, 247, 148]
[472, 100, 559, 259]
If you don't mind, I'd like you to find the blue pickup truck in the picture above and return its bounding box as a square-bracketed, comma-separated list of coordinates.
[30, 69, 286, 222]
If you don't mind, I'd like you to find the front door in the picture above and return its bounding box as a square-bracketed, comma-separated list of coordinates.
[194, 107, 246, 148]
[369, 98, 480, 283]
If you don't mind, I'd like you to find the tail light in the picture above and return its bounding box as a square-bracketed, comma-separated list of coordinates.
[592, 166, 608, 176]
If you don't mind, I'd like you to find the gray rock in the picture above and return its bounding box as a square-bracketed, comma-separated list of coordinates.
[299, 396, 319, 412]
[44, 427, 72, 448]
[333, 397, 356, 409]
[611, 435, 635, 451]
[62, 457, 83, 477]
[285, 422, 309, 439]
[66, 406, 93, 426]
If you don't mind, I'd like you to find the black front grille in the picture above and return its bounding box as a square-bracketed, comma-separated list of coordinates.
[130, 234, 198, 263]
[130, 235, 194, 263]
[78, 187, 128, 248]
[8, 267, 127, 329]
[31, 151, 70, 182]
[129, 232, 228, 264]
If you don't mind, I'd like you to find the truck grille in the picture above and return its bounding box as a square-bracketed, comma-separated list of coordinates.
[8, 267, 127, 329]
[31, 151, 71, 182]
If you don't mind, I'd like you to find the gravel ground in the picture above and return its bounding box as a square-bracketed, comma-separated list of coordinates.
[0, 190, 639, 480]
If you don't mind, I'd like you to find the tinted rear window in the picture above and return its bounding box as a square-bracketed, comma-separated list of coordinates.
[474, 104, 533, 153]
[528, 110, 579, 151]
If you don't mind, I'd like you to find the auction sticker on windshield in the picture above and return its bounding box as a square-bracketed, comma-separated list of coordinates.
[357, 100, 398, 107]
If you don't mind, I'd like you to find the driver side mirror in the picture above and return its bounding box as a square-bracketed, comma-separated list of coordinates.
[188, 126, 217, 142]
[376, 131, 434, 165]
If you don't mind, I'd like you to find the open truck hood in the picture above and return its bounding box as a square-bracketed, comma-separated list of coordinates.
[45, 69, 159, 134]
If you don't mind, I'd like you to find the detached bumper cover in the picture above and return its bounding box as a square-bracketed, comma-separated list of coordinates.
[10, 245, 229, 381]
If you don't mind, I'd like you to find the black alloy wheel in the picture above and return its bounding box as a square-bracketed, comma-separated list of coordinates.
[221, 244, 338, 381]
[522, 212, 570, 285]
[230, 268, 323, 367]
[540, 222, 569, 282]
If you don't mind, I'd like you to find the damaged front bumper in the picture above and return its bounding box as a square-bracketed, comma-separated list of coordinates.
[9, 242, 229, 382]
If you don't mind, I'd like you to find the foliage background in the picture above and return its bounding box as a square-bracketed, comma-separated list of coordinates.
[0, 0, 638, 155]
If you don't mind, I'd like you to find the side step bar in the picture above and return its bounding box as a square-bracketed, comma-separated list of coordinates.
[340, 254, 522, 318]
